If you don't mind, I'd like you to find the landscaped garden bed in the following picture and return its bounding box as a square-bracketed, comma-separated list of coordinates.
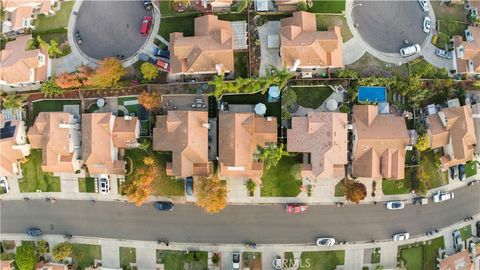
[243, 252, 262, 270]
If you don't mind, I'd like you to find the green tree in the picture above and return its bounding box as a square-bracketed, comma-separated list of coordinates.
[140, 62, 158, 81]
[257, 143, 290, 171]
[416, 134, 430, 152]
[297, 1, 308, 11]
[36, 240, 49, 257]
[41, 77, 64, 97]
[336, 69, 358, 79]
[15, 245, 37, 270]
[1, 94, 26, 109]
[282, 87, 297, 107]
[52, 242, 73, 261]
[89, 57, 126, 88]
[236, 0, 252, 12]
[37, 36, 63, 58]
[246, 179, 256, 195]
[138, 139, 151, 152]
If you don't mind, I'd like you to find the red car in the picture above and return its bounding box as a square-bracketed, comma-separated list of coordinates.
[140, 16, 152, 35]
[156, 59, 170, 72]
[285, 204, 308, 214]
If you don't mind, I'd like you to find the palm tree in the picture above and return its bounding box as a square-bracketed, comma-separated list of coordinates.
[1, 94, 26, 110]
[256, 143, 290, 170]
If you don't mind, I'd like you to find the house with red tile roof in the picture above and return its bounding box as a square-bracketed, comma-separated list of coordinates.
[351, 105, 410, 180]
[0, 113, 31, 177]
[170, 15, 234, 75]
[28, 112, 81, 174]
[2, 0, 57, 33]
[218, 112, 277, 178]
[438, 250, 473, 270]
[287, 111, 348, 179]
[427, 105, 476, 169]
[153, 111, 210, 178]
[0, 260, 13, 270]
[452, 26, 480, 75]
[0, 35, 49, 87]
[280, 11, 343, 71]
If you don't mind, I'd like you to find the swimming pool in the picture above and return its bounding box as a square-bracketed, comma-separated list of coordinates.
[358, 86, 387, 103]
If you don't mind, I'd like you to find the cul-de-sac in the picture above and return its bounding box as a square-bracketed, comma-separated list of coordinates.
[1, 0, 480, 269]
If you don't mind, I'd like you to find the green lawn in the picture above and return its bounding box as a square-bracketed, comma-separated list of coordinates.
[419, 150, 448, 190]
[399, 237, 444, 270]
[381, 168, 414, 195]
[424, 237, 445, 270]
[243, 252, 262, 269]
[400, 245, 423, 270]
[466, 160, 477, 178]
[290, 86, 333, 109]
[78, 177, 96, 193]
[156, 250, 207, 270]
[71, 243, 102, 270]
[371, 247, 380, 264]
[217, 13, 248, 21]
[335, 179, 345, 197]
[125, 146, 185, 196]
[120, 247, 136, 270]
[33, 1, 74, 32]
[261, 156, 302, 197]
[315, 14, 352, 41]
[459, 224, 472, 240]
[298, 251, 345, 270]
[21, 241, 36, 248]
[308, 0, 345, 13]
[409, 59, 449, 79]
[118, 97, 140, 116]
[158, 15, 197, 41]
[32, 100, 81, 119]
[234, 51, 249, 78]
[20, 150, 61, 192]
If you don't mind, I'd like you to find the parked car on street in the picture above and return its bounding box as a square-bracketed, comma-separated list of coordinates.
[458, 164, 466, 181]
[386, 201, 405, 210]
[432, 191, 454, 203]
[99, 175, 110, 194]
[316, 237, 335, 246]
[156, 59, 170, 72]
[140, 15, 152, 35]
[0, 176, 10, 194]
[185, 177, 193, 196]
[393, 232, 410, 241]
[452, 230, 463, 251]
[155, 201, 175, 211]
[423, 17, 431, 33]
[27, 228, 42, 237]
[143, 0, 153, 9]
[232, 252, 240, 270]
[400, 44, 421, 57]
[436, 49, 451, 59]
[418, 0, 429, 12]
[285, 203, 308, 214]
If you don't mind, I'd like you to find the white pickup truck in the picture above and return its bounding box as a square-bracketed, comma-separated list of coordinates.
[432, 191, 454, 203]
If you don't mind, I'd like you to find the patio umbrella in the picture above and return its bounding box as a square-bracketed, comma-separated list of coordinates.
[254, 103, 267, 115]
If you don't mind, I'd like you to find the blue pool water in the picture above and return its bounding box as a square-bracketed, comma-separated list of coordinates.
[358, 86, 387, 103]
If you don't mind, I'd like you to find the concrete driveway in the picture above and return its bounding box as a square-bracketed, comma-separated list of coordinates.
[352, 0, 428, 53]
[74, 1, 152, 60]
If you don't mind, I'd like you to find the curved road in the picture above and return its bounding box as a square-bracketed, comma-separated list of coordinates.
[2, 185, 479, 244]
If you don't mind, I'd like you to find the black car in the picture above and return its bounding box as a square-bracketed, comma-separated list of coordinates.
[26, 228, 42, 237]
[449, 166, 457, 179]
[185, 177, 193, 196]
[143, 0, 153, 9]
[458, 164, 466, 181]
[155, 201, 175, 211]
[477, 221, 480, 237]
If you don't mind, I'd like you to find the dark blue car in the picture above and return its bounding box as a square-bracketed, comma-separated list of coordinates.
[155, 201, 175, 211]
[185, 177, 193, 196]
[26, 228, 42, 237]
[458, 164, 466, 181]
[153, 47, 170, 59]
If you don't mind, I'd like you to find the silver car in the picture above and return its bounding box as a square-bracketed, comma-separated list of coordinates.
[316, 237, 335, 246]
[99, 174, 110, 194]
[0, 176, 10, 194]
[393, 232, 410, 241]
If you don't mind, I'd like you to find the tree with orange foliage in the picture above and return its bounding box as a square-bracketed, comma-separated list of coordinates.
[344, 180, 367, 204]
[138, 91, 161, 111]
[55, 73, 82, 89]
[123, 161, 159, 206]
[195, 173, 227, 214]
[89, 58, 126, 88]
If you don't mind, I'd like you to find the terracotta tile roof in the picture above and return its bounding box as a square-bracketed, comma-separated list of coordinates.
[280, 11, 343, 69]
[2, 0, 51, 12]
[112, 117, 139, 148]
[276, 0, 302, 11]
[351, 105, 409, 180]
[218, 112, 277, 178]
[287, 111, 348, 179]
[35, 262, 68, 270]
[27, 112, 81, 173]
[0, 260, 13, 270]
[81, 113, 125, 175]
[153, 111, 210, 178]
[2, 0, 52, 30]
[453, 26, 480, 74]
[427, 105, 476, 168]
[170, 15, 234, 75]
[0, 114, 30, 176]
[0, 35, 48, 85]
[439, 250, 473, 270]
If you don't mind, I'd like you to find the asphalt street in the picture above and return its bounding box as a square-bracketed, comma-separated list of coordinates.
[75, 1, 151, 60]
[352, 0, 428, 53]
[1, 185, 479, 244]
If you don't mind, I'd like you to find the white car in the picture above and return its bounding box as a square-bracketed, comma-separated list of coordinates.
[400, 44, 421, 57]
[0, 176, 10, 194]
[418, 0, 429, 12]
[316, 237, 335, 246]
[432, 191, 454, 203]
[232, 252, 240, 270]
[98, 174, 110, 194]
[423, 17, 431, 33]
[386, 201, 405, 210]
[436, 49, 451, 59]
[393, 232, 410, 241]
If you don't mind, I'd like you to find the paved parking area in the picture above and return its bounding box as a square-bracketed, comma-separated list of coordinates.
[75, 1, 152, 60]
[352, 0, 428, 53]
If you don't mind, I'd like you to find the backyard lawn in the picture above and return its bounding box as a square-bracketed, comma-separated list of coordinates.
[32, 100, 81, 119]
[120, 247, 136, 270]
[33, 1, 74, 32]
[71, 243, 102, 270]
[399, 237, 444, 270]
[315, 15, 352, 41]
[261, 155, 302, 197]
[125, 146, 185, 196]
[290, 86, 332, 109]
[308, 0, 345, 13]
[118, 96, 140, 116]
[78, 177, 96, 193]
[158, 15, 197, 41]
[156, 250, 207, 270]
[466, 160, 477, 178]
[243, 252, 262, 270]
[298, 250, 345, 270]
[234, 51, 249, 78]
[20, 150, 61, 192]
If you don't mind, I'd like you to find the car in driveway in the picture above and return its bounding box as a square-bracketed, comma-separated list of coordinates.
[27, 228, 42, 237]
[155, 201, 175, 211]
[153, 47, 170, 59]
[452, 230, 463, 251]
[423, 17, 431, 33]
[400, 44, 421, 57]
[316, 237, 335, 246]
[436, 49, 451, 59]
[432, 191, 454, 203]
[156, 59, 170, 72]
[0, 176, 10, 193]
[476, 221, 480, 237]
[140, 15, 152, 35]
[232, 252, 240, 270]
[418, 0, 429, 12]
[99, 175, 110, 194]
[458, 164, 466, 181]
[273, 255, 282, 269]
[285, 203, 308, 214]
[386, 201, 405, 210]
[185, 177, 193, 196]
[449, 165, 458, 179]
[393, 232, 410, 241]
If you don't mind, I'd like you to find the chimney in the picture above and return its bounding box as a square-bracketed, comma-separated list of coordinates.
[202, 123, 211, 129]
